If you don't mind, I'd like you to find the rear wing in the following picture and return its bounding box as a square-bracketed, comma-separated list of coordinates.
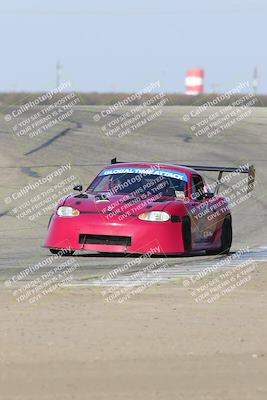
[179, 164, 255, 194]
[110, 158, 255, 194]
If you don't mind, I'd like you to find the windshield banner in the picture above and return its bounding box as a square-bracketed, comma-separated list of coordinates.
[99, 167, 188, 182]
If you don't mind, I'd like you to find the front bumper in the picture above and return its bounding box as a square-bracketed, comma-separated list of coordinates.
[44, 213, 185, 254]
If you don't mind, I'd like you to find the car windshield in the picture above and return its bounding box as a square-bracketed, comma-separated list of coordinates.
[87, 173, 187, 198]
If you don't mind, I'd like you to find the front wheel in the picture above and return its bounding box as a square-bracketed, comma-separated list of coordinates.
[206, 216, 232, 255]
[49, 248, 75, 256]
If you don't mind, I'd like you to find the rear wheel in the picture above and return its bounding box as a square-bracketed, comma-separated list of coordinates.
[206, 216, 232, 255]
[49, 248, 75, 256]
[182, 217, 192, 253]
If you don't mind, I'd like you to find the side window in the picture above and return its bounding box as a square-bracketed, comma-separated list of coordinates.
[191, 175, 204, 200]
[169, 177, 188, 198]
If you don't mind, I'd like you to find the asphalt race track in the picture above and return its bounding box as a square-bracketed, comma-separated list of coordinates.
[0, 105, 267, 287]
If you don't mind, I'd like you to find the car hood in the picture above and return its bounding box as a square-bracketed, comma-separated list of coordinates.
[61, 193, 178, 215]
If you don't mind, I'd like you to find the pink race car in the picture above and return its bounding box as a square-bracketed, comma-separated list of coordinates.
[44, 159, 255, 256]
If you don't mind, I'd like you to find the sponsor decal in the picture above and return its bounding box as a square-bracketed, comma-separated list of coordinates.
[99, 167, 188, 182]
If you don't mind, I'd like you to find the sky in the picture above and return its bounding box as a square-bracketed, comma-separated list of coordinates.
[0, 0, 266, 93]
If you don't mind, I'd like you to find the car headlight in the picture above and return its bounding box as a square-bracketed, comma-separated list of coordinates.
[138, 211, 170, 222]
[57, 206, 80, 217]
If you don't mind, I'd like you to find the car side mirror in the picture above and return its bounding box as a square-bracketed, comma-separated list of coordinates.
[73, 184, 83, 192]
[200, 192, 214, 200]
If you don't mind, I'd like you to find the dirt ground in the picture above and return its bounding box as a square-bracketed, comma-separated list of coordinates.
[0, 265, 267, 400]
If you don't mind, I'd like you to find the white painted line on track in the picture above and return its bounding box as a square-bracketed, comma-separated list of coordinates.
[65, 246, 267, 288]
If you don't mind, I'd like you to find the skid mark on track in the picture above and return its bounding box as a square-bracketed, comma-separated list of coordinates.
[20, 166, 40, 177]
[24, 120, 82, 156]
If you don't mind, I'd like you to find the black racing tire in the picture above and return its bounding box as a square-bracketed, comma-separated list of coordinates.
[220, 215, 232, 254]
[206, 216, 232, 256]
[49, 248, 75, 256]
[182, 217, 192, 253]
